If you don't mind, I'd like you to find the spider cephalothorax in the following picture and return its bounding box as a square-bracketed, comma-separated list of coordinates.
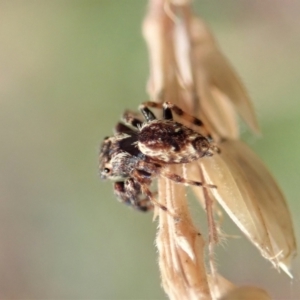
[99, 101, 219, 212]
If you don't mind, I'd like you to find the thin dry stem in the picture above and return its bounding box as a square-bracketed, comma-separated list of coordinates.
[156, 167, 211, 299]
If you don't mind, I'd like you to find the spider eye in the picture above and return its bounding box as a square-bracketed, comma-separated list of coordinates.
[104, 168, 110, 174]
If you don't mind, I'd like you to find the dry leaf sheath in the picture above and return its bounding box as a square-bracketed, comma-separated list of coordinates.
[142, 0, 296, 298]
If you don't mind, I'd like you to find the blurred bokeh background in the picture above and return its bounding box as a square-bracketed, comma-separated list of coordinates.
[0, 0, 299, 299]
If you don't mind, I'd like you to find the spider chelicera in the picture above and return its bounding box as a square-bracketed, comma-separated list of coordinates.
[99, 101, 219, 212]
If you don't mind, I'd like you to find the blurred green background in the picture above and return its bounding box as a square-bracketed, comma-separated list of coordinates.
[0, 0, 299, 299]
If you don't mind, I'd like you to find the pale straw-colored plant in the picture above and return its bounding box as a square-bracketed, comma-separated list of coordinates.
[142, 0, 297, 299]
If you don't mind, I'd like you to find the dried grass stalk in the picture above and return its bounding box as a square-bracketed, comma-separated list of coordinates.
[156, 167, 211, 300]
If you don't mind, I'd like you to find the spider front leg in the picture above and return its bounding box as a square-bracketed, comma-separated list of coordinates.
[114, 110, 143, 134]
[138, 103, 157, 122]
[114, 122, 137, 135]
[125, 166, 174, 213]
[114, 181, 153, 212]
[121, 110, 143, 129]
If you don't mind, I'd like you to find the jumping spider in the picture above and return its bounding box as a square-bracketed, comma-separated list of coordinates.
[99, 101, 219, 212]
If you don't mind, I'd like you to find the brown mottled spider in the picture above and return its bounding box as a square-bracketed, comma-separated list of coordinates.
[99, 101, 219, 212]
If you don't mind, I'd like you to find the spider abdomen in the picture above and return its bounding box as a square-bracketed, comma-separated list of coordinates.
[138, 120, 210, 164]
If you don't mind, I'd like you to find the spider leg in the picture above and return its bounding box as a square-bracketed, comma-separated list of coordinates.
[114, 122, 137, 135]
[141, 101, 213, 140]
[134, 159, 217, 189]
[129, 167, 174, 214]
[138, 103, 157, 122]
[208, 144, 221, 155]
[121, 110, 143, 129]
[140, 101, 173, 120]
[141, 185, 168, 212]
[116, 110, 144, 132]
[114, 181, 153, 212]
[160, 169, 217, 189]
[141, 184, 178, 218]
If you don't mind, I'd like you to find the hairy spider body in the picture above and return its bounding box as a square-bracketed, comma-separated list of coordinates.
[138, 120, 210, 163]
[99, 101, 219, 212]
